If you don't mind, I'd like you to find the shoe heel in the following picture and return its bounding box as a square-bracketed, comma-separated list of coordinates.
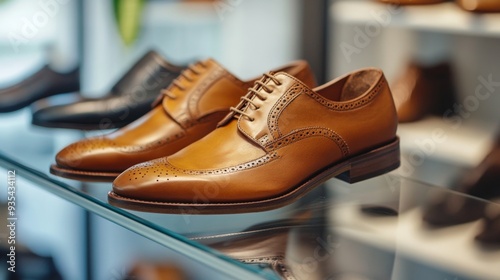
[337, 137, 400, 184]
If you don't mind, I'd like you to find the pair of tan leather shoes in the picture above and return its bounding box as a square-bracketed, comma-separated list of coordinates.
[379, 0, 500, 12]
[51, 59, 400, 214]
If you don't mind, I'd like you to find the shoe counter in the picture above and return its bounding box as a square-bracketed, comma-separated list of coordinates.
[1, 128, 500, 279]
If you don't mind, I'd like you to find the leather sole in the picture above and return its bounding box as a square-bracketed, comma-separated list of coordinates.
[107, 137, 400, 214]
[50, 164, 120, 182]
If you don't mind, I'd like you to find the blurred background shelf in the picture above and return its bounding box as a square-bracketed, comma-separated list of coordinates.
[331, 1, 500, 38]
[398, 117, 496, 167]
[332, 203, 500, 280]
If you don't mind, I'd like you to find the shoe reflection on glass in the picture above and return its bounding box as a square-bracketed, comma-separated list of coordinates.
[200, 220, 298, 279]
[475, 202, 500, 244]
[423, 143, 500, 226]
[109, 67, 400, 214]
[392, 61, 456, 123]
[0, 65, 80, 113]
[197, 210, 328, 280]
[32, 50, 183, 130]
[50, 59, 316, 182]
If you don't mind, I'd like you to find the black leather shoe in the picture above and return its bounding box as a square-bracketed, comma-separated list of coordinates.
[32, 50, 184, 130]
[0, 65, 80, 113]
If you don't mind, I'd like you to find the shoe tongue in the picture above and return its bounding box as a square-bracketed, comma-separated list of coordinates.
[217, 71, 296, 127]
[217, 71, 293, 123]
[110, 50, 182, 96]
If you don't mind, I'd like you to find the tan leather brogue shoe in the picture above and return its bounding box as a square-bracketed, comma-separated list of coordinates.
[51, 59, 316, 181]
[109, 68, 400, 214]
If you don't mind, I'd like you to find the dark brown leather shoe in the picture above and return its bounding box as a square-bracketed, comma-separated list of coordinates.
[51, 59, 316, 181]
[475, 203, 500, 244]
[423, 143, 500, 226]
[109, 68, 400, 214]
[392, 62, 455, 123]
[457, 0, 500, 12]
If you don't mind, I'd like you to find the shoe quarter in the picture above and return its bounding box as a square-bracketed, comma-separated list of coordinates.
[265, 86, 350, 157]
[237, 74, 350, 157]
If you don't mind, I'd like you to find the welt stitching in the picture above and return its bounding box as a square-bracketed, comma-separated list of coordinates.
[305, 79, 385, 111]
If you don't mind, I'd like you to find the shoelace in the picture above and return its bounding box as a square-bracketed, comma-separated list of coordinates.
[152, 61, 208, 106]
[230, 72, 282, 122]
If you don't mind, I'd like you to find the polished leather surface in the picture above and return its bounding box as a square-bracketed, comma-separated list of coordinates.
[392, 62, 455, 123]
[111, 68, 398, 208]
[423, 143, 500, 226]
[53, 59, 316, 179]
[0, 65, 79, 113]
[32, 51, 183, 130]
[457, 0, 500, 12]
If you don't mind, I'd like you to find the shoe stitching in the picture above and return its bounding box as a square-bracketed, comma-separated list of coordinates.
[257, 134, 270, 146]
[52, 165, 120, 176]
[264, 127, 350, 157]
[159, 152, 280, 176]
[241, 257, 295, 280]
[70, 134, 185, 155]
[267, 82, 305, 139]
[305, 79, 385, 111]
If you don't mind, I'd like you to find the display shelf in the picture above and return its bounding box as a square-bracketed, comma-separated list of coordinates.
[2, 122, 500, 279]
[331, 1, 500, 38]
[0, 152, 274, 280]
[397, 117, 497, 167]
[332, 203, 500, 280]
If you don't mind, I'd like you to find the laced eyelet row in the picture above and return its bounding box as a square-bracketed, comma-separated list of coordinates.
[230, 72, 282, 122]
[160, 61, 208, 99]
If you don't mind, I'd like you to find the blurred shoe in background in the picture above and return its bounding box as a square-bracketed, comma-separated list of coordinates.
[457, 0, 500, 12]
[423, 141, 500, 226]
[475, 202, 500, 244]
[0, 65, 79, 113]
[392, 61, 456, 123]
[32, 50, 183, 130]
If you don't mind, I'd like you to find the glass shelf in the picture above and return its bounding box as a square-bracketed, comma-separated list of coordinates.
[1, 112, 500, 280]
